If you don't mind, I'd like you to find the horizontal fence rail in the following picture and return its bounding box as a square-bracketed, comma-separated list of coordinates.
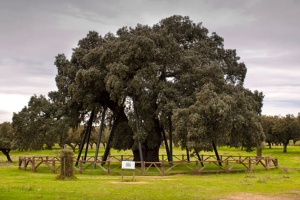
[18, 155, 278, 176]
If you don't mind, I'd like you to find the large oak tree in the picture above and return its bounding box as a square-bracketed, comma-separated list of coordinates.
[52, 15, 264, 162]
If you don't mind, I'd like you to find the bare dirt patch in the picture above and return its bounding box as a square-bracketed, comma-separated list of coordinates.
[110, 181, 149, 185]
[221, 192, 298, 200]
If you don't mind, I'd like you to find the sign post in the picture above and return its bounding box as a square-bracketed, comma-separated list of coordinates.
[121, 161, 135, 182]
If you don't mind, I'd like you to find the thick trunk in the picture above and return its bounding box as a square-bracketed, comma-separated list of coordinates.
[0, 148, 13, 162]
[133, 117, 161, 163]
[133, 146, 160, 163]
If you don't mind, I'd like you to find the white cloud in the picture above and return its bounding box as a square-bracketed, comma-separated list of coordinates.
[0, 94, 32, 122]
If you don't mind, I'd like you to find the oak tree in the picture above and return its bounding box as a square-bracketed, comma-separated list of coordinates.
[52, 15, 264, 161]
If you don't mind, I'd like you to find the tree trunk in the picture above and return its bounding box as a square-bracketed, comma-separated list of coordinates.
[133, 146, 160, 163]
[186, 147, 190, 162]
[89, 143, 93, 149]
[133, 117, 161, 163]
[256, 146, 262, 157]
[212, 141, 222, 167]
[161, 126, 171, 162]
[70, 144, 76, 152]
[0, 148, 13, 162]
[168, 114, 173, 162]
[75, 110, 94, 166]
[195, 148, 204, 167]
[256, 142, 264, 157]
[283, 143, 288, 153]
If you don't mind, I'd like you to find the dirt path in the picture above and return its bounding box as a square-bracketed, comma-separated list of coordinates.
[221, 192, 298, 200]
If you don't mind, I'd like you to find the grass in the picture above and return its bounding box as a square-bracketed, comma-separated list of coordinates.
[1, 145, 300, 200]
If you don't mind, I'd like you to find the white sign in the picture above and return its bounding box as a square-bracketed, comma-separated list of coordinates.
[122, 161, 135, 169]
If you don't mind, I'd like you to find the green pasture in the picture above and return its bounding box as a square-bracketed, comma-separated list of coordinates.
[1, 145, 300, 200]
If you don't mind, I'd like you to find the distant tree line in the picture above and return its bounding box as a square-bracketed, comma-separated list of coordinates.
[261, 114, 300, 152]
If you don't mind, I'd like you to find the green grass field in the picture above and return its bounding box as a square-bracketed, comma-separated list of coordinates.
[1, 145, 300, 200]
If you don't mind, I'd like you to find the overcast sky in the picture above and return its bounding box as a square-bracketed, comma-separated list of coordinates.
[1, 0, 300, 123]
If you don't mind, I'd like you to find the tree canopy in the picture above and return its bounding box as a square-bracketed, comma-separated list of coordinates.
[0, 122, 15, 162]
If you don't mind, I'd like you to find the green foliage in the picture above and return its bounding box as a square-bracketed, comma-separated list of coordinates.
[12, 95, 57, 150]
[261, 114, 300, 152]
[0, 122, 15, 149]
[173, 82, 264, 152]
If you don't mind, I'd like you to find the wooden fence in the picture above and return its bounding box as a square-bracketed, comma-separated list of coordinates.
[18, 154, 278, 176]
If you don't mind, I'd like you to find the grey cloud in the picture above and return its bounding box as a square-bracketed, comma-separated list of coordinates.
[0, 110, 12, 123]
[1, 0, 300, 122]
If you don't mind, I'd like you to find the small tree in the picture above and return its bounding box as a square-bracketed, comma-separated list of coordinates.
[0, 122, 15, 162]
[260, 115, 278, 148]
[273, 114, 300, 153]
[12, 95, 57, 151]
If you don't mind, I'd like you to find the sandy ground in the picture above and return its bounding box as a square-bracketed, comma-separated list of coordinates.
[221, 192, 299, 200]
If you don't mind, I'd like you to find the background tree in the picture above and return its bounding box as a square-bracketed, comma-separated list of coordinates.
[12, 95, 56, 150]
[272, 114, 300, 153]
[64, 127, 83, 152]
[260, 115, 278, 148]
[0, 122, 15, 162]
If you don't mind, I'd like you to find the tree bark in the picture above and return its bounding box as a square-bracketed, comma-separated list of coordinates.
[75, 110, 94, 166]
[212, 141, 222, 167]
[256, 142, 264, 157]
[186, 147, 190, 162]
[283, 143, 288, 153]
[161, 126, 171, 162]
[133, 145, 161, 162]
[0, 148, 13, 162]
[133, 117, 161, 163]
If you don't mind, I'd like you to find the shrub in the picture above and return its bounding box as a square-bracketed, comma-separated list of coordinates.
[57, 149, 75, 180]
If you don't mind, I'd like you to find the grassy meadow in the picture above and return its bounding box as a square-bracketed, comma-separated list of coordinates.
[0, 145, 300, 200]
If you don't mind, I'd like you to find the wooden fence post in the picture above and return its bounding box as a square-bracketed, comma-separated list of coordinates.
[52, 159, 56, 173]
[225, 160, 229, 173]
[33, 157, 36, 172]
[141, 161, 145, 176]
[249, 158, 252, 171]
